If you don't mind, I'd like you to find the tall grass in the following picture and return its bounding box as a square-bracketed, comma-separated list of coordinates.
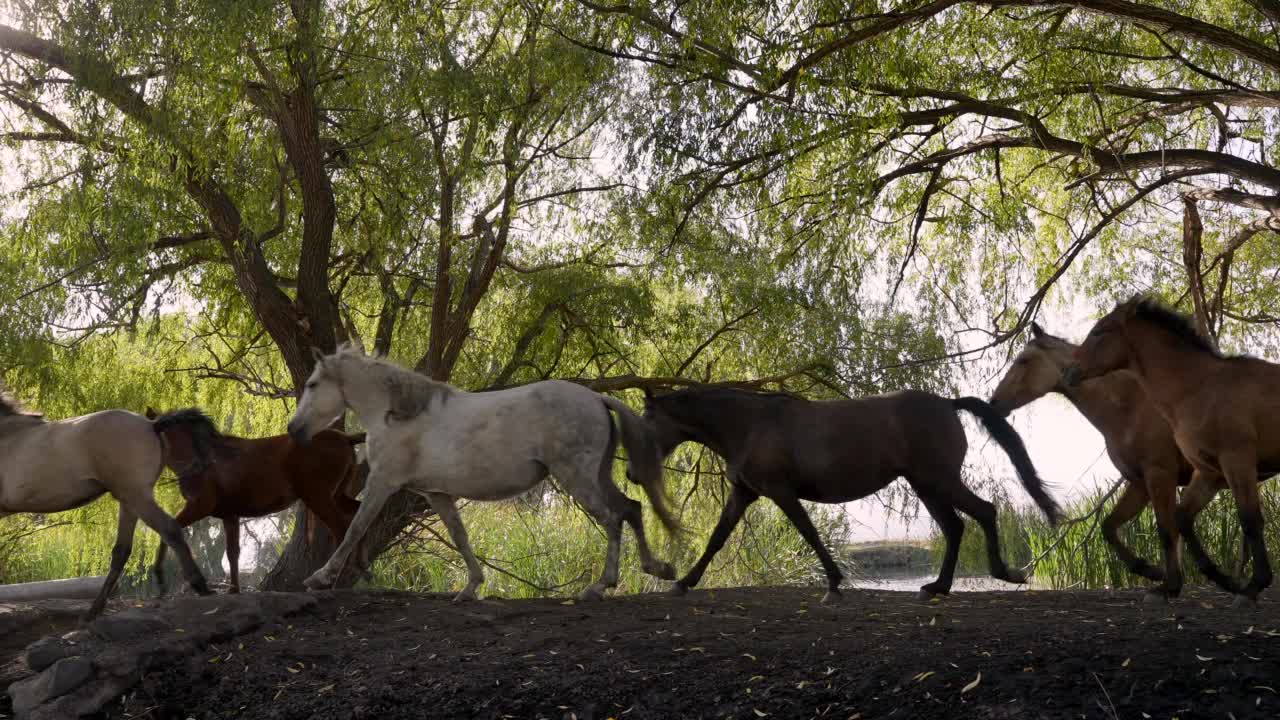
[933, 481, 1280, 590]
[372, 474, 851, 597]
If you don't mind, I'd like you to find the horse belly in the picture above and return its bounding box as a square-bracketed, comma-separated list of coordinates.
[0, 468, 104, 514]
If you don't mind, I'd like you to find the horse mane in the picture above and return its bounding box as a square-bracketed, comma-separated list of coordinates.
[151, 408, 236, 457]
[1129, 297, 1225, 359]
[0, 386, 44, 431]
[0, 387, 25, 417]
[658, 385, 802, 406]
[338, 349, 455, 419]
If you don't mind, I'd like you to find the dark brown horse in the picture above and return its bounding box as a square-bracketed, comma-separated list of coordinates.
[145, 408, 363, 592]
[1066, 297, 1276, 606]
[991, 323, 1195, 599]
[641, 387, 1060, 602]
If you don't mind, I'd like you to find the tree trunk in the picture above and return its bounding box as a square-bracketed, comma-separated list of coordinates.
[258, 474, 430, 590]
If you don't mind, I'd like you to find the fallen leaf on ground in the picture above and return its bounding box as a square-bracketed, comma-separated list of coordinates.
[961, 672, 981, 694]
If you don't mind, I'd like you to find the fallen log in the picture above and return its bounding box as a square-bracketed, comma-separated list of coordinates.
[0, 576, 105, 603]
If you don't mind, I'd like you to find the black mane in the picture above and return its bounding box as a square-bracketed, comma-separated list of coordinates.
[0, 387, 32, 417]
[655, 385, 803, 406]
[1130, 297, 1224, 358]
[152, 408, 236, 457]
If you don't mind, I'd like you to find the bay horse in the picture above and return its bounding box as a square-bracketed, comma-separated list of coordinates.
[1066, 297, 1276, 606]
[0, 391, 211, 618]
[641, 387, 1061, 602]
[286, 345, 678, 601]
[144, 407, 364, 593]
[990, 323, 1194, 599]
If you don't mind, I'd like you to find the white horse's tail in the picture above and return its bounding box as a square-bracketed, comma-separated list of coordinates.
[600, 396, 681, 534]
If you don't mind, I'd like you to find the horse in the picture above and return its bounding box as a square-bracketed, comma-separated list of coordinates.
[1066, 296, 1276, 606]
[285, 345, 679, 601]
[990, 322, 1195, 600]
[0, 391, 211, 618]
[640, 386, 1061, 603]
[144, 407, 364, 593]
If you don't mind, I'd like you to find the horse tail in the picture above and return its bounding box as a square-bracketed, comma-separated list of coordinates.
[600, 396, 681, 534]
[345, 432, 367, 445]
[150, 408, 224, 475]
[952, 396, 1062, 525]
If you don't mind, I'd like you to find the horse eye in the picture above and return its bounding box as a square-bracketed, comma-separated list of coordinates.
[306, 381, 317, 389]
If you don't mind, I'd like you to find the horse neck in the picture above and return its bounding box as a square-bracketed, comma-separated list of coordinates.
[1057, 374, 1144, 440]
[1123, 324, 1220, 415]
[674, 392, 767, 459]
[340, 358, 394, 424]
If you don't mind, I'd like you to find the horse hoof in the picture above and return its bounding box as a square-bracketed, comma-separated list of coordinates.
[1142, 590, 1170, 605]
[821, 589, 842, 605]
[917, 584, 950, 601]
[1004, 569, 1027, 584]
[646, 562, 677, 581]
[579, 586, 606, 602]
[1232, 594, 1258, 609]
[667, 582, 689, 597]
[452, 590, 478, 603]
[191, 581, 213, 597]
[303, 572, 332, 591]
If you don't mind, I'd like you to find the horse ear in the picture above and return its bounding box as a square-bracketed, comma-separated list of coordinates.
[1029, 321, 1044, 339]
[350, 335, 367, 355]
[311, 347, 325, 365]
[145, 407, 157, 420]
[642, 387, 655, 402]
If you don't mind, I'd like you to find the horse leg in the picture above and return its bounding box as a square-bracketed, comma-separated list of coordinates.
[913, 489, 963, 600]
[770, 492, 843, 604]
[1146, 470, 1184, 602]
[304, 477, 400, 590]
[585, 443, 674, 583]
[1220, 454, 1271, 607]
[672, 484, 758, 596]
[1101, 480, 1161, 582]
[425, 492, 484, 602]
[944, 482, 1024, 585]
[123, 492, 211, 598]
[86, 504, 140, 621]
[1175, 468, 1240, 595]
[151, 493, 215, 595]
[620, 495, 676, 581]
[224, 517, 241, 594]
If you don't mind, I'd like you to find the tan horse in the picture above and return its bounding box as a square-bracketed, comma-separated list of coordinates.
[990, 322, 1193, 599]
[0, 391, 211, 618]
[1066, 297, 1276, 606]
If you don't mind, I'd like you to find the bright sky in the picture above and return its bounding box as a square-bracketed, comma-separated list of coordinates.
[843, 292, 1118, 541]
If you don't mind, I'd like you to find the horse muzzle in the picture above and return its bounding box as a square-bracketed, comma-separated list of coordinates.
[1061, 364, 1083, 388]
[287, 421, 313, 446]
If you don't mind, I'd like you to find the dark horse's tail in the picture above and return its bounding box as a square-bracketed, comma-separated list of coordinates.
[952, 396, 1061, 525]
[150, 408, 228, 476]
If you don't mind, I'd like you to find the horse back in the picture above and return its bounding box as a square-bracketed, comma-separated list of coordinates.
[748, 390, 961, 501]
[0, 409, 159, 513]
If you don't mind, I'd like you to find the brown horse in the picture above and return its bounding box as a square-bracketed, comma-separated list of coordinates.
[641, 387, 1061, 602]
[990, 322, 1194, 599]
[1066, 297, 1276, 606]
[145, 408, 363, 593]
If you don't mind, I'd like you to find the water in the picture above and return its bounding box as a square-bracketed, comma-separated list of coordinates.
[846, 569, 1024, 593]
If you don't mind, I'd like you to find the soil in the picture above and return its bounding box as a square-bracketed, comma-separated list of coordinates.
[3, 586, 1278, 720]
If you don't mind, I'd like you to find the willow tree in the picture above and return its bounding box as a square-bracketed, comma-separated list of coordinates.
[2, 0, 899, 589]
[569, 0, 1280, 359]
[0, 0, 651, 586]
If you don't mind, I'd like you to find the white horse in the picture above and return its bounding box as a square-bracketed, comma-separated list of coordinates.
[0, 393, 213, 617]
[286, 346, 679, 600]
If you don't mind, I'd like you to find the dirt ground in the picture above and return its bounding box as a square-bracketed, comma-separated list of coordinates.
[3, 586, 1278, 720]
